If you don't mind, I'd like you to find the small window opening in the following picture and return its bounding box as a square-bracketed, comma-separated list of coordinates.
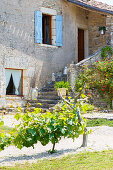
[42, 14, 52, 45]
[6, 74, 15, 95]
[6, 69, 22, 96]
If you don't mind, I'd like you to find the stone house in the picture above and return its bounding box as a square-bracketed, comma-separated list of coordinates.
[0, 0, 113, 108]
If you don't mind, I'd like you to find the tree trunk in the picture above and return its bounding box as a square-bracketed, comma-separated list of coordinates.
[51, 142, 55, 153]
[82, 127, 88, 147]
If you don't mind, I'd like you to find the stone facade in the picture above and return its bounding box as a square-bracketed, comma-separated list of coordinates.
[88, 12, 106, 55]
[0, 0, 108, 108]
[106, 16, 113, 46]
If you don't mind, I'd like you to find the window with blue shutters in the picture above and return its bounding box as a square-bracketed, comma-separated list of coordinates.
[56, 15, 63, 47]
[35, 10, 63, 47]
[35, 10, 42, 44]
[42, 14, 52, 45]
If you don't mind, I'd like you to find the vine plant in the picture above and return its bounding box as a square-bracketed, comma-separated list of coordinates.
[13, 103, 87, 153]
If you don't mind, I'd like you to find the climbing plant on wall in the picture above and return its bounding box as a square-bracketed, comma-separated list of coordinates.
[75, 48, 113, 108]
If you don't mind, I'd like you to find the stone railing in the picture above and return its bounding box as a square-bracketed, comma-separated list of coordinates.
[67, 49, 102, 89]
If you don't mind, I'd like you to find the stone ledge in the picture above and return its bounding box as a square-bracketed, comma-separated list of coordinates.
[38, 44, 58, 48]
[40, 7, 57, 15]
[6, 96, 24, 100]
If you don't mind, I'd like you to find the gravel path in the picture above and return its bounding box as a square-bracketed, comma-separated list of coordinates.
[0, 114, 113, 167]
[84, 112, 113, 119]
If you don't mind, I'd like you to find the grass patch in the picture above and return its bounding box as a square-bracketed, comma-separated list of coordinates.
[1, 150, 113, 170]
[87, 118, 113, 127]
[0, 126, 13, 134]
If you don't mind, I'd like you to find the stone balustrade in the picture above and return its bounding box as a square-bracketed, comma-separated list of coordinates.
[67, 49, 102, 89]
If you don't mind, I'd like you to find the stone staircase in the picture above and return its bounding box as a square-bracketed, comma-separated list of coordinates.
[27, 71, 67, 111]
[27, 82, 60, 111]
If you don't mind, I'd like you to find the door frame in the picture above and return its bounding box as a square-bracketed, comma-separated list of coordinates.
[78, 28, 85, 62]
[76, 25, 89, 62]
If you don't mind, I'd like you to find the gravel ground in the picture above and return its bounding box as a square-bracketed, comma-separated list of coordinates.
[83, 112, 113, 119]
[0, 114, 113, 167]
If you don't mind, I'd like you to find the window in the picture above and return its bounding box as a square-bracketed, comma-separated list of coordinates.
[42, 14, 52, 45]
[35, 10, 63, 46]
[6, 69, 22, 96]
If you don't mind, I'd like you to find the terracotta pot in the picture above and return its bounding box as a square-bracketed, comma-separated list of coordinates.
[57, 88, 68, 96]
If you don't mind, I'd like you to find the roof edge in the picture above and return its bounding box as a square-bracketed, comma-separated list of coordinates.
[67, 0, 113, 15]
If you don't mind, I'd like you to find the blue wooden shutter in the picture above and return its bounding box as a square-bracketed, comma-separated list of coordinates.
[35, 10, 42, 44]
[56, 15, 63, 47]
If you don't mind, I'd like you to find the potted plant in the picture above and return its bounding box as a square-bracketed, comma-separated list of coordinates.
[55, 81, 70, 96]
[98, 26, 106, 35]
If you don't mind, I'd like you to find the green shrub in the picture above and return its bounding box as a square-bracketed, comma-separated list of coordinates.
[0, 119, 12, 151]
[75, 53, 113, 108]
[79, 103, 94, 114]
[101, 46, 113, 59]
[55, 81, 70, 90]
[13, 102, 86, 153]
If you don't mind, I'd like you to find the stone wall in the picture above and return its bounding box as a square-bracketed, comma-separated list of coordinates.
[88, 12, 107, 55]
[67, 50, 102, 90]
[74, 7, 107, 60]
[106, 16, 113, 46]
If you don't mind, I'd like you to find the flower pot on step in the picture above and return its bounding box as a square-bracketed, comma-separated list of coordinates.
[57, 88, 68, 96]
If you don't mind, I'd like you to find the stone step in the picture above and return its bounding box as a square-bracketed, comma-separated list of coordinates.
[37, 95, 60, 100]
[0, 107, 25, 115]
[38, 91, 58, 96]
[28, 99, 59, 105]
[25, 107, 54, 112]
[55, 78, 62, 82]
[37, 99, 59, 104]
[41, 87, 55, 92]
[26, 73, 67, 110]
[29, 103, 56, 109]
[45, 82, 55, 88]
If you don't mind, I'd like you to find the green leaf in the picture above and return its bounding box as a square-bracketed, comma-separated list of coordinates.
[40, 128, 45, 135]
[47, 125, 54, 131]
[0, 121, 4, 126]
[67, 119, 73, 125]
[27, 128, 36, 137]
[61, 128, 65, 134]
[14, 113, 21, 121]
